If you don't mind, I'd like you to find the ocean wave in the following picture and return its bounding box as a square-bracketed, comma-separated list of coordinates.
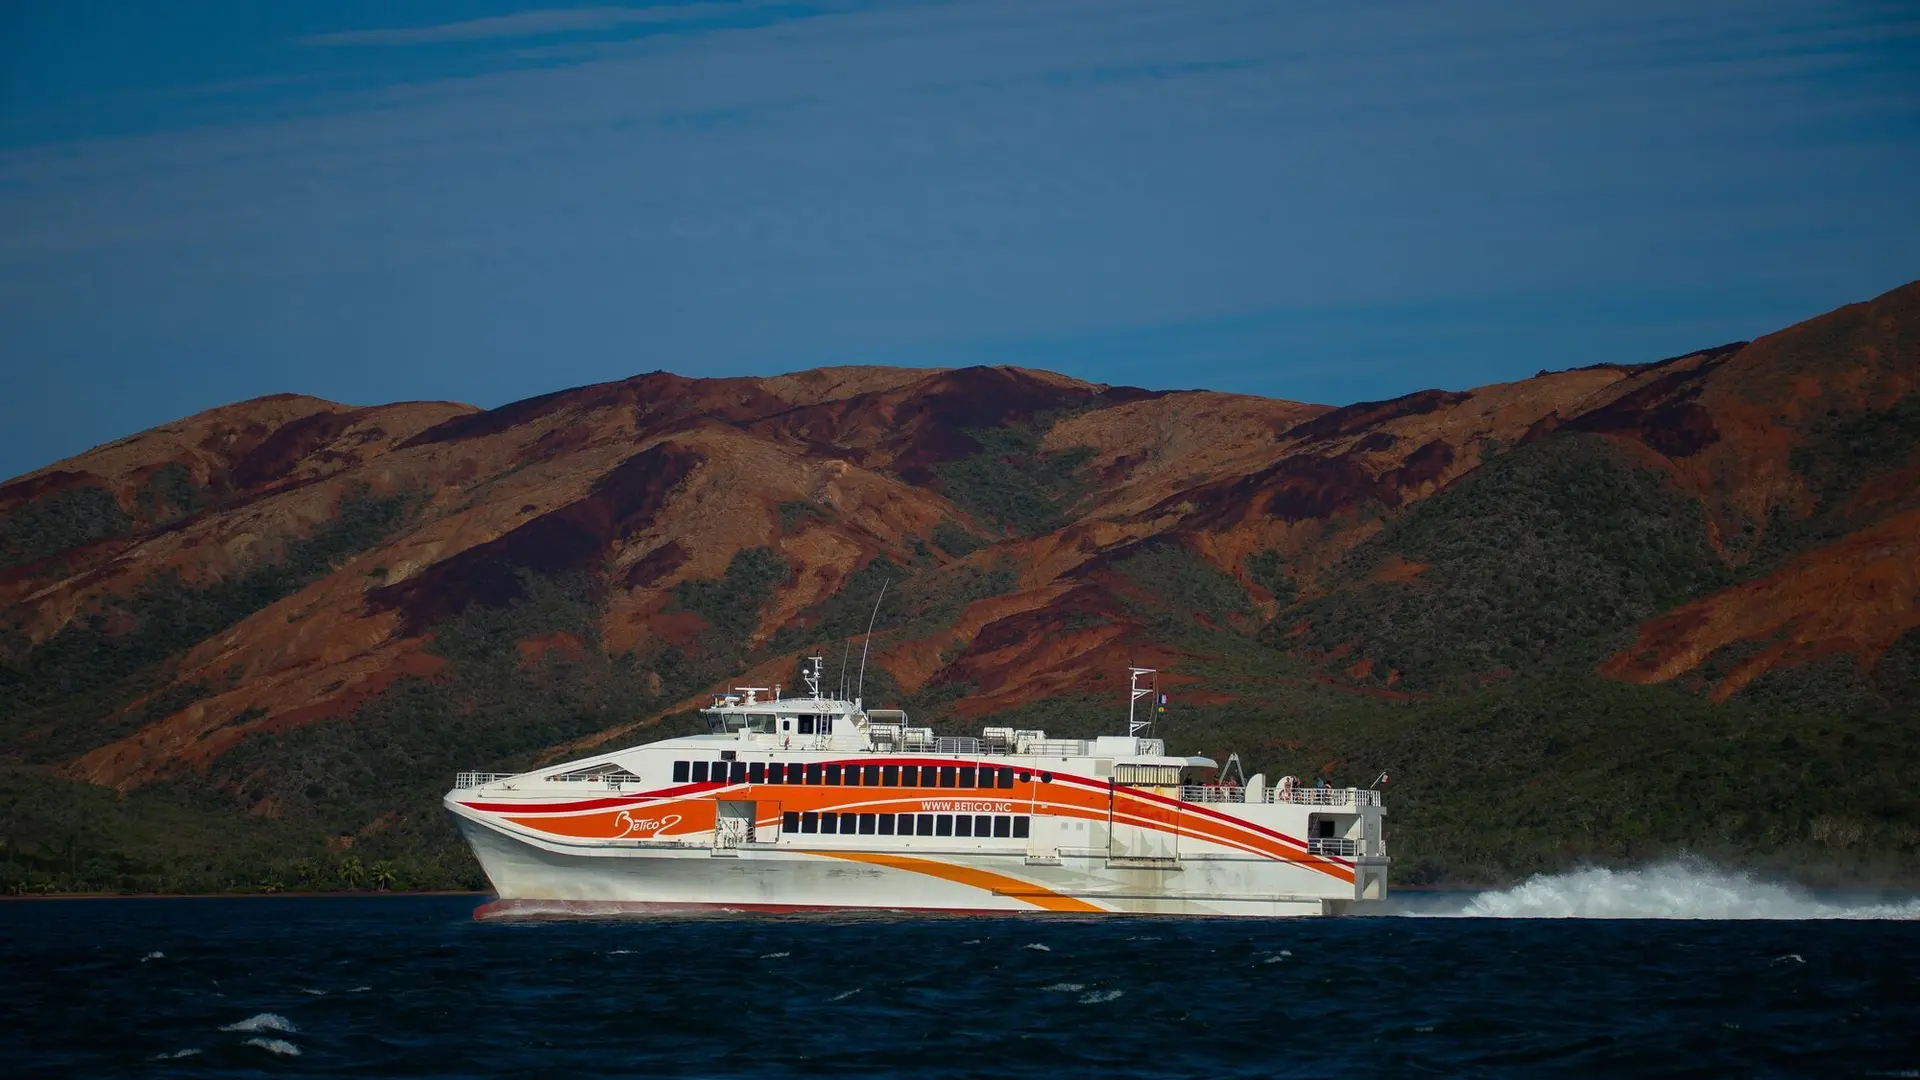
[1041, 982, 1085, 992]
[152, 1048, 201, 1060]
[245, 1038, 301, 1056]
[1023, 943, 1051, 952]
[140, 951, 164, 962]
[1423, 862, 1920, 920]
[1079, 989, 1124, 1003]
[222, 1013, 297, 1034]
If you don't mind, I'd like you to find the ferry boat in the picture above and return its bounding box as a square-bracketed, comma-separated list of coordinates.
[446, 661, 1388, 917]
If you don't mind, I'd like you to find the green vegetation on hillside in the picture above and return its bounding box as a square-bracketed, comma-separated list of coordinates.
[931, 520, 980, 557]
[673, 546, 788, 645]
[0, 486, 417, 763]
[1287, 433, 1731, 689]
[1791, 391, 1920, 504]
[0, 485, 131, 572]
[1752, 391, 1920, 567]
[932, 423, 1095, 535]
[1113, 542, 1255, 631]
[1245, 549, 1298, 605]
[134, 463, 212, 525]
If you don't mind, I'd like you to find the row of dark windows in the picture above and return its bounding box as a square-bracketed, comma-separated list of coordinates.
[781, 811, 1031, 839]
[673, 761, 1051, 788]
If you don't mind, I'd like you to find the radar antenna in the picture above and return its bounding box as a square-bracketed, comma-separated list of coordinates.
[802, 656, 825, 700]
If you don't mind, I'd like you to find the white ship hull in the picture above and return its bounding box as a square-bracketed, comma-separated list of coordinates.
[459, 815, 1380, 917]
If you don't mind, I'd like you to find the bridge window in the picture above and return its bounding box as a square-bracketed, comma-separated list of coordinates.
[958, 766, 976, 788]
[825, 764, 842, 785]
[690, 761, 709, 783]
[877, 813, 895, 835]
[749, 762, 765, 783]
[798, 716, 815, 735]
[673, 761, 690, 783]
[1013, 816, 1030, 838]
[801, 812, 818, 834]
[993, 816, 1011, 838]
[882, 765, 900, 786]
[783, 811, 798, 831]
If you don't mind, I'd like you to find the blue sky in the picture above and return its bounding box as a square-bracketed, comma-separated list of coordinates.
[2, 0, 1916, 479]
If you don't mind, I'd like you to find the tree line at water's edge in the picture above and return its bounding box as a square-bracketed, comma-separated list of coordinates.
[3, 411, 1919, 895]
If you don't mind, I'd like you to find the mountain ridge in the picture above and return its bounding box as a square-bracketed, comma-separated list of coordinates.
[2, 283, 1916, 892]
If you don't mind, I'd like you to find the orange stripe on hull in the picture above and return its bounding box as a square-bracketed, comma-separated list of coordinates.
[811, 851, 1107, 913]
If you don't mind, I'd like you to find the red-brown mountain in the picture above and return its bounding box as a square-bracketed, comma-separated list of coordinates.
[3, 283, 1916, 891]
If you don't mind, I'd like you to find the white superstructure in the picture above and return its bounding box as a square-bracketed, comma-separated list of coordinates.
[447, 661, 1388, 917]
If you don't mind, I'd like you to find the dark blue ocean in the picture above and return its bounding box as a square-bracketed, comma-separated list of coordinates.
[5, 864, 1919, 1078]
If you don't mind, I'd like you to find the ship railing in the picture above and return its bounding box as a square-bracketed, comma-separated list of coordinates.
[1180, 785, 1248, 804]
[1306, 837, 1359, 857]
[935, 736, 982, 756]
[453, 772, 515, 789]
[1265, 787, 1382, 807]
[1016, 739, 1098, 758]
[543, 773, 637, 787]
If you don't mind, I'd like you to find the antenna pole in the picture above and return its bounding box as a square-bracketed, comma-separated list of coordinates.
[836, 638, 853, 700]
[855, 578, 889, 704]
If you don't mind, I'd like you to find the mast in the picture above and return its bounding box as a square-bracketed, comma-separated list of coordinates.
[1128, 666, 1156, 739]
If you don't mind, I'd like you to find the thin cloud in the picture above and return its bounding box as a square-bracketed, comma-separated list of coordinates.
[297, 4, 733, 47]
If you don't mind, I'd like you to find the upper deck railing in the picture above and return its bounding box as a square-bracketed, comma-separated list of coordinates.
[1178, 785, 1382, 807]
[453, 772, 514, 790]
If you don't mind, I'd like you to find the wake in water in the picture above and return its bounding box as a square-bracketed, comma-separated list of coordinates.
[1412, 860, 1920, 920]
